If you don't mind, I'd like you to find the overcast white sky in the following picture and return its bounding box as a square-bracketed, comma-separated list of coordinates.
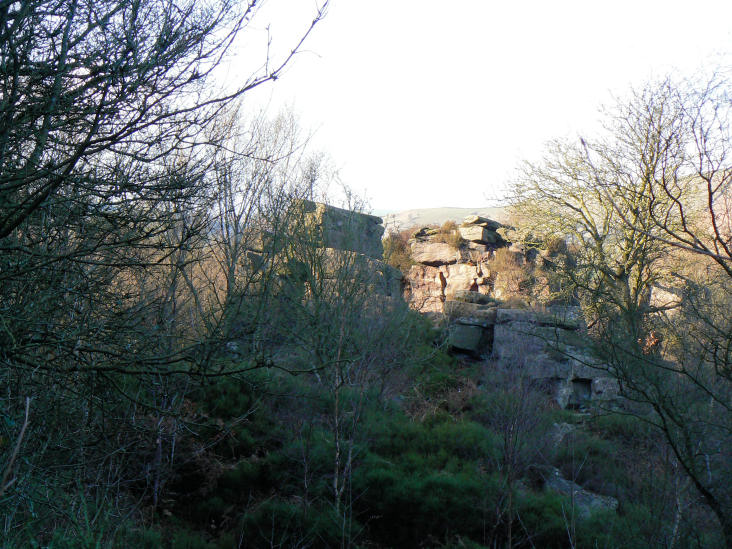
[233, 1, 732, 213]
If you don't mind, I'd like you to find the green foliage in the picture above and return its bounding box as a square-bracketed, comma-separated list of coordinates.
[553, 429, 623, 495]
[238, 500, 346, 548]
[589, 412, 653, 443]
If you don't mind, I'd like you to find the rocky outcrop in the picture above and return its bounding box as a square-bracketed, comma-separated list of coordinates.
[441, 291, 619, 408]
[491, 307, 619, 408]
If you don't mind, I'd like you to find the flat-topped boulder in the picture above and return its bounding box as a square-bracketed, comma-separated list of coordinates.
[459, 215, 504, 245]
[444, 301, 497, 327]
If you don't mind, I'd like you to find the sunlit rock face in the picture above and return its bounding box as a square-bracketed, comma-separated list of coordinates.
[403, 215, 508, 312]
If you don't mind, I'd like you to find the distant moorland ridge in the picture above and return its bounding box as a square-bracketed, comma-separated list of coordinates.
[380, 206, 508, 231]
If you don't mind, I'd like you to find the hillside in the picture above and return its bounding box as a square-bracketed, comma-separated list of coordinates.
[381, 206, 508, 231]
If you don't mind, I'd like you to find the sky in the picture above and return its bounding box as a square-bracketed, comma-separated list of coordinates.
[229, 1, 732, 213]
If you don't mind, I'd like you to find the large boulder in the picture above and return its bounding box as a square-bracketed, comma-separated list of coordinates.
[449, 322, 489, 354]
[458, 225, 501, 244]
[442, 262, 489, 295]
[444, 300, 497, 326]
[298, 200, 385, 259]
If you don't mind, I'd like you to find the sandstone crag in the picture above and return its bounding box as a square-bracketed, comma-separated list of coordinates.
[404, 215, 506, 312]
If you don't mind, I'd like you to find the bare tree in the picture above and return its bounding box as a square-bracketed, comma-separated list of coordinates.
[511, 76, 732, 545]
[0, 0, 329, 539]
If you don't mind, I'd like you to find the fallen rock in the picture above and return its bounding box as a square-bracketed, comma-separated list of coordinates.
[543, 467, 619, 519]
[449, 323, 487, 354]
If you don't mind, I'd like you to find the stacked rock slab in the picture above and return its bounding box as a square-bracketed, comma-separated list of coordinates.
[405, 216, 505, 312]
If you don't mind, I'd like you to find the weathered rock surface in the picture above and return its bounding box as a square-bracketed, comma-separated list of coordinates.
[405, 261, 493, 312]
[491, 308, 619, 407]
[459, 225, 501, 244]
[405, 264, 446, 312]
[444, 300, 497, 323]
[449, 323, 487, 353]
